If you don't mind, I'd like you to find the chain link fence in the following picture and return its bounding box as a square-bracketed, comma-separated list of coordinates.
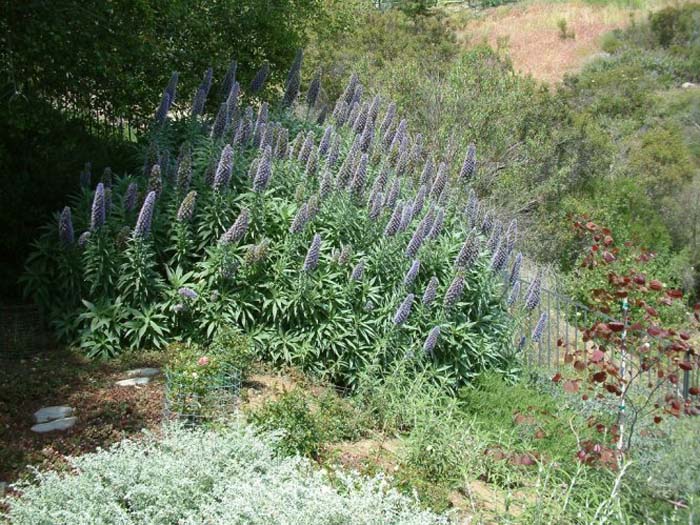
[0, 305, 52, 359]
[516, 279, 700, 404]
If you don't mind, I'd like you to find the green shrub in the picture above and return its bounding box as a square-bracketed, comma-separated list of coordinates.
[632, 416, 700, 506]
[250, 390, 325, 457]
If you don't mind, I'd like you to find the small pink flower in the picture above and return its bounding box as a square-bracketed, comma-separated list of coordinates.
[197, 356, 210, 366]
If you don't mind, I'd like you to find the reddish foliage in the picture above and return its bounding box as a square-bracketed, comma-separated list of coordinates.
[560, 219, 700, 453]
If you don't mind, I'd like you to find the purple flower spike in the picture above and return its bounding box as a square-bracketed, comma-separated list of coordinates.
[226, 81, 240, 116]
[177, 191, 197, 222]
[124, 182, 138, 212]
[58, 206, 74, 246]
[78, 231, 91, 248]
[427, 208, 444, 240]
[490, 238, 509, 272]
[319, 126, 333, 157]
[393, 293, 415, 326]
[290, 204, 309, 235]
[319, 169, 334, 200]
[532, 312, 548, 343]
[250, 63, 270, 94]
[507, 282, 521, 307]
[455, 229, 479, 269]
[405, 224, 426, 258]
[307, 71, 321, 108]
[165, 71, 179, 105]
[403, 259, 420, 287]
[384, 178, 400, 210]
[430, 162, 448, 199]
[350, 260, 365, 281]
[524, 270, 542, 311]
[178, 287, 198, 300]
[191, 86, 207, 117]
[133, 191, 156, 239]
[423, 326, 441, 356]
[384, 202, 403, 238]
[413, 185, 427, 217]
[90, 183, 106, 231]
[220, 208, 250, 245]
[422, 276, 439, 306]
[398, 202, 414, 233]
[459, 143, 477, 181]
[509, 253, 523, 286]
[379, 102, 395, 140]
[369, 191, 383, 221]
[443, 274, 465, 308]
[271, 128, 287, 160]
[211, 103, 229, 139]
[253, 146, 273, 193]
[213, 144, 234, 191]
[303, 233, 322, 272]
[420, 158, 435, 186]
[327, 135, 341, 167]
[350, 154, 368, 199]
[154, 91, 171, 126]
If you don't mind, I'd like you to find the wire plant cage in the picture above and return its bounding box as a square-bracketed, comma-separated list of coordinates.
[0, 304, 52, 359]
[163, 364, 242, 423]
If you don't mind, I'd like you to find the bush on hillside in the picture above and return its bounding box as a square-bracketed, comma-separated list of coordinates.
[23, 54, 532, 389]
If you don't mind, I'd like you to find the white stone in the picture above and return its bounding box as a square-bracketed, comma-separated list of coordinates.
[30, 417, 77, 433]
[33, 406, 74, 423]
[115, 377, 151, 387]
[125, 367, 160, 377]
[682, 82, 697, 89]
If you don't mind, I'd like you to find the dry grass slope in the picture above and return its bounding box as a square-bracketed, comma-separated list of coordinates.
[445, 0, 672, 83]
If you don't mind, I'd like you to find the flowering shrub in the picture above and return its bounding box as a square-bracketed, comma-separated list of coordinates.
[3, 423, 450, 524]
[553, 220, 700, 456]
[23, 53, 530, 388]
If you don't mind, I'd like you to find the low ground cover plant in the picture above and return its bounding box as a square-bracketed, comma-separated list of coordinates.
[2, 423, 450, 525]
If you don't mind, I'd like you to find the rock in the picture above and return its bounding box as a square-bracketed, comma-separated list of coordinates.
[682, 82, 697, 89]
[30, 417, 77, 433]
[115, 377, 151, 387]
[125, 367, 160, 378]
[33, 406, 74, 423]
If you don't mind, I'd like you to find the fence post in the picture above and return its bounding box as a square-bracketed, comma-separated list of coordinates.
[682, 349, 691, 401]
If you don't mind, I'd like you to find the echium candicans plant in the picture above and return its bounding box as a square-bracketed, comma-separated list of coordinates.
[119, 191, 162, 307]
[23, 59, 516, 386]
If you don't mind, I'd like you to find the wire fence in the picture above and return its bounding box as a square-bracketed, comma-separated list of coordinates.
[516, 279, 700, 404]
[0, 305, 53, 359]
[163, 366, 242, 423]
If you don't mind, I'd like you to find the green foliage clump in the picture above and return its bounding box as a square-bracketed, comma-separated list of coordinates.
[249, 387, 366, 458]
